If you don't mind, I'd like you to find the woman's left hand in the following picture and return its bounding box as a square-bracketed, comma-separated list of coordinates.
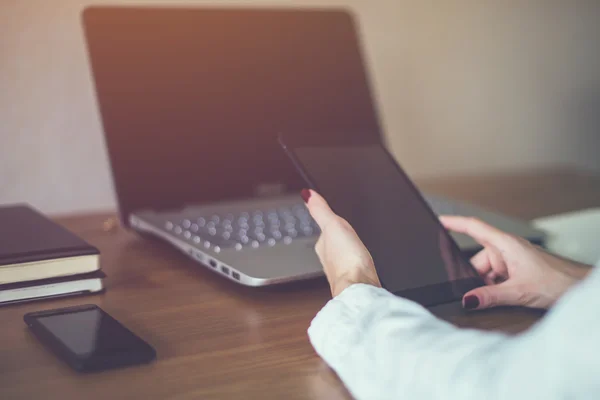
[302, 189, 381, 297]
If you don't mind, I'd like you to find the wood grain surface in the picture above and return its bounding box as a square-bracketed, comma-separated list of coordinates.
[1, 168, 598, 400]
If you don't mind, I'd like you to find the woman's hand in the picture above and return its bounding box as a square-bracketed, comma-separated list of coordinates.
[303, 188, 590, 308]
[441, 216, 591, 310]
[302, 189, 381, 297]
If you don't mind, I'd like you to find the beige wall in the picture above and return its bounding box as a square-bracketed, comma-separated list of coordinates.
[2, 0, 600, 214]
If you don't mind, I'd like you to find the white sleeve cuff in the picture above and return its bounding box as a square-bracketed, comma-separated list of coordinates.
[307, 284, 431, 360]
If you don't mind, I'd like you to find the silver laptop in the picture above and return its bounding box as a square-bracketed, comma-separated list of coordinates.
[83, 7, 545, 286]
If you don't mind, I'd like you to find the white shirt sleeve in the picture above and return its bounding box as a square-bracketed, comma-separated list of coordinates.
[308, 266, 600, 400]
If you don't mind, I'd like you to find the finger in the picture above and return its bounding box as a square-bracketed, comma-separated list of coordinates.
[472, 246, 507, 285]
[469, 249, 498, 285]
[469, 249, 492, 276]
[313, 235, 328, 274]
[484, 271, 498, 286]
[485, 246, 509, 280]
[439, 216, 507, 247]
[462, 282, 523, 310]
[304, 189, 337, 230]
[315, 234, 325, 258]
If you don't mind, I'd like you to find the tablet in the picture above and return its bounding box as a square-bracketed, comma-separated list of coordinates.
[279, 136, 484, 307]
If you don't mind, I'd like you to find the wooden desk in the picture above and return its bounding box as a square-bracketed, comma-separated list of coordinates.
[1, 168, 599, 400]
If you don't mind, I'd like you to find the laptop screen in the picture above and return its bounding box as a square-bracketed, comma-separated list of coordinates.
[83, 7, 383, 222]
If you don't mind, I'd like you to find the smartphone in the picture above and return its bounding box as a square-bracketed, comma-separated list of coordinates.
[24, 304, 156, 372]
[279, 135, 484, 307]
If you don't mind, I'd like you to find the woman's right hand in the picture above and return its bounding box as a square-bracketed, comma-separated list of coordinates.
[441, 216, 591, 310]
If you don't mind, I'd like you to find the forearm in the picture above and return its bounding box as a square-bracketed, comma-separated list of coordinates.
[308, 279, 600, 400]
[308, 284, 509, 399]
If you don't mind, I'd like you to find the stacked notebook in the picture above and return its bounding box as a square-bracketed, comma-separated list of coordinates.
[0, 204, 104, 306]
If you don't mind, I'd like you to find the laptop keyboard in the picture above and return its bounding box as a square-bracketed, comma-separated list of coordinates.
[163, 196, 464, 252]
[164, 204, 320, 252]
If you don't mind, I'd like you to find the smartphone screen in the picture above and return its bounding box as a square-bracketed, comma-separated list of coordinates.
[283, 141, 484, 306]
[25, 305, 155, 371]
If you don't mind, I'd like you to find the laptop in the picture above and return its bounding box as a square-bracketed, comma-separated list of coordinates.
[82, 6, 545, 286]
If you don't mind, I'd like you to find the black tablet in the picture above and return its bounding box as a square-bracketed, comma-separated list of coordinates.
[279, 136, 484, 307]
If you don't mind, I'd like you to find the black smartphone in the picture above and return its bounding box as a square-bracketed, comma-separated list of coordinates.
[24, 304, 156, 372]
[279, 135, 484, 307]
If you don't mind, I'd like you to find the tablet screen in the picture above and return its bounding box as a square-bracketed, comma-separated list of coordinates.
[289, 143, 483, 306]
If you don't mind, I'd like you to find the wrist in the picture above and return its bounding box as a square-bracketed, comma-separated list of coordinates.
[330, 270, 380, 297]
[331, 277, 357, 297]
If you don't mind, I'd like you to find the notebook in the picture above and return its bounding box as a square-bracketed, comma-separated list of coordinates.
[0, 270, 105, 306]
[0, 204, 100, 284]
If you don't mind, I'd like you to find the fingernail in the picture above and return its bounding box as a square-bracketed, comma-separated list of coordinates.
[463, 295, 480, 310]
[300, 189, 311, 203]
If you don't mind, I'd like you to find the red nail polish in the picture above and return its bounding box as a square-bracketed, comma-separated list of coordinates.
[300, 189, 311, 203]
[463, 295, 480, 310]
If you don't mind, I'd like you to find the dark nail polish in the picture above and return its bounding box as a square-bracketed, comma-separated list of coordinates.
[463, 295, 480, 310]
[300, 189, 311, 203]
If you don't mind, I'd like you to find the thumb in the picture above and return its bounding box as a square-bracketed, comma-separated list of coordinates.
[302, 189, 337, 230]
[462, 282, 523, 310]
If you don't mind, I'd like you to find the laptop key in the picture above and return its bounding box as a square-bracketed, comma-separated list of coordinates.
[248, 229, 266, 242]
[270, 230, 283, 240]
